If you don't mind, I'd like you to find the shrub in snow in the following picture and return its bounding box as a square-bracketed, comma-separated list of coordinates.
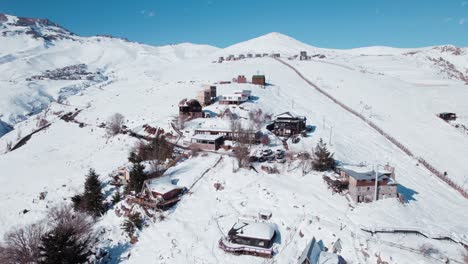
[122, 212, 143, 239]
[419, 243, 440, 257]
[106, 113, 125, 136]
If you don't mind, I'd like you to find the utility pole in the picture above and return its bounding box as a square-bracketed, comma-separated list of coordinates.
[329, 126, 333, 146]
[374, 165, 379, 201]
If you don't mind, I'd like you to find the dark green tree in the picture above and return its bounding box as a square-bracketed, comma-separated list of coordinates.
[39, 226, 91, 264]
[111, 190, 122, 205]
[312, 138, 335, 171]
[83, 169, 106, 217]
[121, 212, 143, 238]
[126, 163, 146, 194]
[128, 151, 142, 164]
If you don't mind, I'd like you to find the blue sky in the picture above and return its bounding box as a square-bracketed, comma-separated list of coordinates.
[1, 0, 467, 48]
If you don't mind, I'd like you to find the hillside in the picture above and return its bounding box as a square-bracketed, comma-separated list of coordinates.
[0, 13, 218, 136]
[0, 14, 467, 264]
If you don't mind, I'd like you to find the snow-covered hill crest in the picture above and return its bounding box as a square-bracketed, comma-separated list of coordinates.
[0, 13, 219, 137]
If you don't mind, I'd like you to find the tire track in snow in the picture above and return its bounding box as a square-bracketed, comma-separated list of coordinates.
[274, 57, 468, 199]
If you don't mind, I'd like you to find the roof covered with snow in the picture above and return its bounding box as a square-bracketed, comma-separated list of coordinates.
[275, 111, 306, 120]
[229, 219, 276, 240]
[339, 165, 393, 181]
[191, 134, 224, 141]
[144, 177, 184, 195]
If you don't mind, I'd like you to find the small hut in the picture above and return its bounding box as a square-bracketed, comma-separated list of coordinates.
[252, 75, 266, 86]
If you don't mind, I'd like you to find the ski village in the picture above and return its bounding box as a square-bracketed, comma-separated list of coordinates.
[0, 13, 468, 264]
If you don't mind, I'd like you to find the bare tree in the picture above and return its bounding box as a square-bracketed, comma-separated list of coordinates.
[47, 204, 93, 236]
[299, 151, 313, 175]
[107, 113, 125, 136]
[1, 222, 46, 264]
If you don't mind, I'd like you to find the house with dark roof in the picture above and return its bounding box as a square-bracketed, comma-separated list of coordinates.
[219, 219, 277, 258]
[179, 98, 203, 120]
[268, 112, 307, 137]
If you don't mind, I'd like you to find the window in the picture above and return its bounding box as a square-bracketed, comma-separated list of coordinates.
[367, 187, 370, 191]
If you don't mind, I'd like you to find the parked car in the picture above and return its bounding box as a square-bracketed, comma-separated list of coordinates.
[262, 149, 273, 156]
[258, 156, 267, 162]
[249, 156, 259, 163]
[277, 158, 286, 163]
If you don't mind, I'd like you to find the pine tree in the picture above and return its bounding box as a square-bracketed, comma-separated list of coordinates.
[128, 151, 141, 164]
[83, 169, 105, 217]
[39, 226, 91, 264]
[126, 163, 146, 193]
[121, 219, 135, 238]
[111, 190, 122, 205]
[312, 138, 335, 171]
[121, 212, 143, 238]
[129, 212, 143, 230]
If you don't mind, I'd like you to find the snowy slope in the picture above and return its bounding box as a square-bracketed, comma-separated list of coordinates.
[0, 15, 467, 264]
[0, 13, 218, 136]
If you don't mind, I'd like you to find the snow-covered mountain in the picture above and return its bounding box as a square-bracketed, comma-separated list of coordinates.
[0, 13, 219, 136]
[0, 13, 468, 264]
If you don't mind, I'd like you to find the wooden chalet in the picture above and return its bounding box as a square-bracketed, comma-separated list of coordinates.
[141, 178, 187, 210]
[268, 112, 307, 137]
[252, 75, 266, 86]
[219, 219, 277, 258]
[179, 98, 203, 120]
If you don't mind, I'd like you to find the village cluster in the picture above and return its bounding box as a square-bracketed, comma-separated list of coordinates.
[106, 70, 405, 263]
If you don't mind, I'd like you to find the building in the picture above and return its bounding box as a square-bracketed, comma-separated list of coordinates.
[226, 54, 235, 61]
[218, 56, 224, 63]
[255, 53, 262, 58]
[247, 53, 253, 58]
[298, 237, 346, 264]
[234, 89, 251, 98]
[234, 75, 247, 83]
[190, 134, 225, 151]
[219, 93, 249, 105]
[197, 85, 217, 106]
[338, 165, 397, 203]
[179, 98, 203, 120]
[270, 53, 280, 58]
[438, 112, 457, 121]
[300, 51, 308, 60]
[219, 219, 277, 258]
[238, 54, 246, 59]
[140, 177, 187, 209]
[194, 128, 261, 143]
[269, 112, 307, 137]
[112, 166, 130, 185]
[252, 75, 266, 86]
